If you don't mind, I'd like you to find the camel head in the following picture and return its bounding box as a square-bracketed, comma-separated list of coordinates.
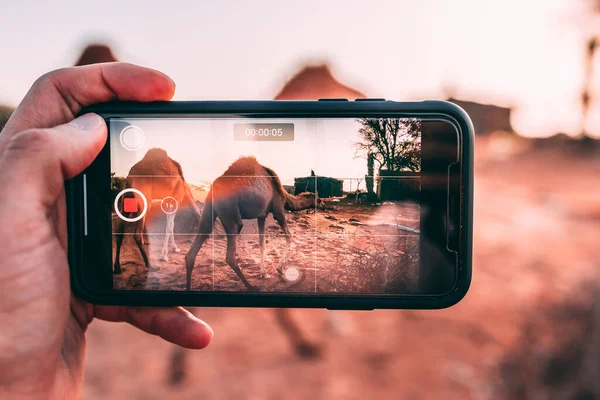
[174, 200, 202, 233]
[295, 192, 326, 211]
[315, 195, 326, 211]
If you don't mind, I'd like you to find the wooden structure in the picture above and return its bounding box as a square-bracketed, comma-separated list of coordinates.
[377, 170, 421, 200]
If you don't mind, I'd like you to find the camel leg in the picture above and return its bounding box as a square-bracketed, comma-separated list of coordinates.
[185, 205, 216, 291]
[167, 306, 197, 385]
[185, 233, 209, 291]
[169, 212, 180, 253]
[142, 220, 149, 246]
[133, 217, 153, 271]
[257, 217, 269, 279]
[273, 212, 292, 275]
[161, 213, 178, 261]
[274, 309, 322, 359]
[221, 216, 257, 291]
[113, 218, 125, 274]
[225, 230, 256, 292]
[168, 346, 188, 386]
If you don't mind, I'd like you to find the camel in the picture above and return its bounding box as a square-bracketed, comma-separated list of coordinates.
[114, 148, 200, 274]
[184, 156, 323, 291]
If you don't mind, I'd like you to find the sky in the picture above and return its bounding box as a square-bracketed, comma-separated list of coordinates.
[2, 0, 600, 137]
[110, 117, 404, 189]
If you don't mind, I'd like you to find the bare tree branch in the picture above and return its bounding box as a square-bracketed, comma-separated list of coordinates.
[355, 118, 421, 172]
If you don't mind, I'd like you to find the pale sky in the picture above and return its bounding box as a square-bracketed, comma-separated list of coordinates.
[2, 0, 600, 137]
[110, 118, 383, 189]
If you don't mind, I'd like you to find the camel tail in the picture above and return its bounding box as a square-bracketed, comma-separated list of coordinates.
[262, 165, 287, 194]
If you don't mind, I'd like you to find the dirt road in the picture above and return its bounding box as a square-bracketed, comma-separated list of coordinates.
[113, 201, 420, 293]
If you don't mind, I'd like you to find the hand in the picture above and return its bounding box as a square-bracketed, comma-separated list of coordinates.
[0, 63, 213, 399]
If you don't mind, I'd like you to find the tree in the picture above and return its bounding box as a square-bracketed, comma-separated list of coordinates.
[366, 152, 375, 195]
[355, 118, 421, 172]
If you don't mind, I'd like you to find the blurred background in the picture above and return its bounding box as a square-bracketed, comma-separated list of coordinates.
[2, 1, 600, 398]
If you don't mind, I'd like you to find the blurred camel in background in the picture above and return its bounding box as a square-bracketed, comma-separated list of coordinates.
[0, 105, 14, 132]
[75, 43, 117, 66]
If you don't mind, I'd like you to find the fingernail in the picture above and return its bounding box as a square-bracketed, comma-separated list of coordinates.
[69, 113, 104, 132]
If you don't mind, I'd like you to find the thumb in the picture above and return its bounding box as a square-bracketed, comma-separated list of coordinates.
[0, 113, 106, 208]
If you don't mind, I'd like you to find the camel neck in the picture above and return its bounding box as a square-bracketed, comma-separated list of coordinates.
[284, 193, 314, 211]
[181, 182, 201, 217]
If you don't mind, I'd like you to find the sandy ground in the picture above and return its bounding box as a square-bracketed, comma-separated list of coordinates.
[113, 201, 420, 293]
[83, 136, 600, 400]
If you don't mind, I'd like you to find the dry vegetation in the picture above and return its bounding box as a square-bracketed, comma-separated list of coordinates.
[112, 199, 419, 294]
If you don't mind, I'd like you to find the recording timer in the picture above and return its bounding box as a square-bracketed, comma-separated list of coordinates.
[233, 123, 294, 141]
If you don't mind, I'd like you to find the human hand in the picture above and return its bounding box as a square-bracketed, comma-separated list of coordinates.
[0, 63, 213, 399]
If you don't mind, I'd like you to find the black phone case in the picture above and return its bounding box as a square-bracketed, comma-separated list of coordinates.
[66, 100, 474, 310]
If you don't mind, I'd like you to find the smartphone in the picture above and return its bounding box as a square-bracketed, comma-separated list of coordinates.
[66, 100, 473, 309]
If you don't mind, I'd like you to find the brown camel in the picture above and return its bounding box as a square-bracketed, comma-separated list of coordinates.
[114, 148, 200, 274]
[184, 156, 322, 291]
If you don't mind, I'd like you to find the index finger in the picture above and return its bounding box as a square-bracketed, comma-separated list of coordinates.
[92, 305, 213, 350]
[0, 62, 175, 153]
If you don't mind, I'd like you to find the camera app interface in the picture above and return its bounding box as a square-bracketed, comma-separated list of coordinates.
[110, 117, 421, 294]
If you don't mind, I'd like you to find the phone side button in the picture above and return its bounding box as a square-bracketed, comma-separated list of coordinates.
[318, 98, 348, 101]
[83, 174, 88, 236]
[355, 98, 386, 102]
[326, 307, 374, 311]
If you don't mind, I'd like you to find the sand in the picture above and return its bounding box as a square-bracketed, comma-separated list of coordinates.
[83, 136, 600, 399]
[112, 201, 420, 294]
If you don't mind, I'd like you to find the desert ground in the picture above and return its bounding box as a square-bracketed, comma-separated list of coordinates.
[85, 135, 600, 399]
[112, 200, 420, 294]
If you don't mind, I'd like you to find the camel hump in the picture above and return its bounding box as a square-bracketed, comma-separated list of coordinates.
[223, 156, 265, 176]
[222, 156, 261, 176]
[221, 156, 285, 194]
[127, 148, 185, 177]
[144, 148, 169, 159]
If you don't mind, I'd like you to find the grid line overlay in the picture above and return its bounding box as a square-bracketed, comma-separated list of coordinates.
[111, 175, 420, 292]
[111, 178, 419, 292]
[110, 114, 421, 292]
[121, 175, 420, 179]
[313, 174, 317, 292]
[114, 233, 418, 237]
[212, 188, 215, 291]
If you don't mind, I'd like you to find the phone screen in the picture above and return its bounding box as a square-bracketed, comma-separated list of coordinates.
[104, 116, 458, 295]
